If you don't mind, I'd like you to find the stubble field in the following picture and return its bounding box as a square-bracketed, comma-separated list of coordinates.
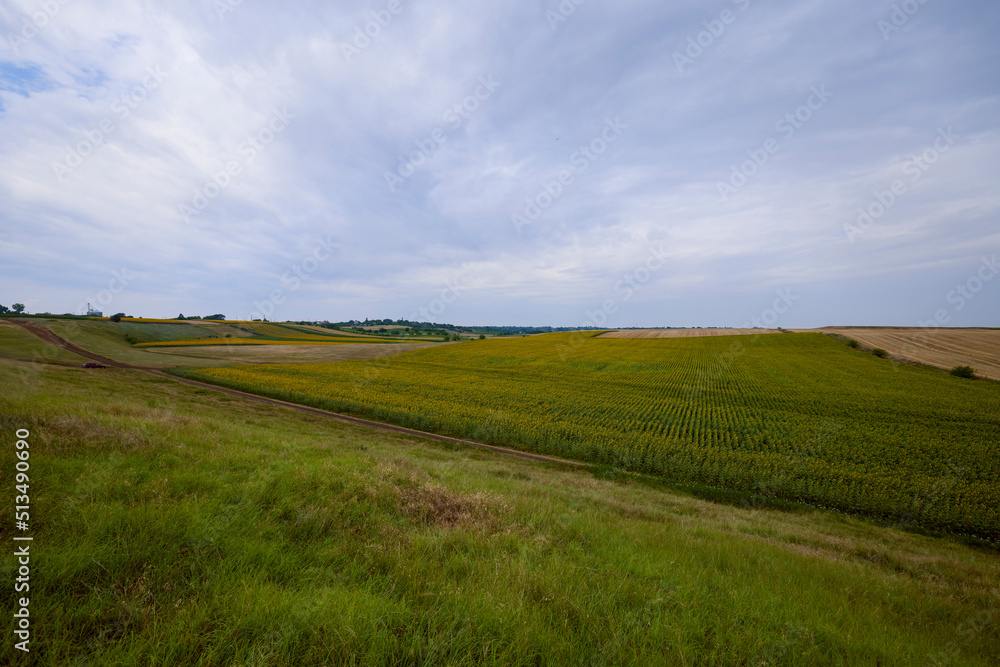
[814, 327, 1000, 380]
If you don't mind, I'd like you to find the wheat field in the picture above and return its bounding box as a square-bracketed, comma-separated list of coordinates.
[812, 327, 1000, 380]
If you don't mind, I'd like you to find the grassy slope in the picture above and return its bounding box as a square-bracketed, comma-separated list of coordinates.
[0, 322, 89, 366]
[114, 321, 255, 344]
[142, 341, 442, 366]
[1, 329, 998, 665]
[34, 319, 425, 370]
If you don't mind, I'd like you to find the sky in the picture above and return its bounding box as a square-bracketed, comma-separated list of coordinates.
[0, 0, 998, 328]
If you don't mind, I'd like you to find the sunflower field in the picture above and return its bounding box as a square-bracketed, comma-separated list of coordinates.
[183, 332, 1000, 539]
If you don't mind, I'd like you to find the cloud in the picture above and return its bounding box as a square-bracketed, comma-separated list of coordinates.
[0, 0, 998, 326]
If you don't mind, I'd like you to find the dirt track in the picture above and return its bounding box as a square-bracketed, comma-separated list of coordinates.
[11, 320, 584, 468]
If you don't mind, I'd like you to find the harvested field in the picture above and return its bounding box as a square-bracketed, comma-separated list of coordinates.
[813, 327, 1000, 380]
[599, 328, 781, 338]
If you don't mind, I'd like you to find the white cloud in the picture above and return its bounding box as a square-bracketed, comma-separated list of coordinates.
[0, 0, 998, 326]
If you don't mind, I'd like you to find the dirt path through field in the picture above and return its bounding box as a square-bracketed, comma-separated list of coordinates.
[11, 320, 584, 468]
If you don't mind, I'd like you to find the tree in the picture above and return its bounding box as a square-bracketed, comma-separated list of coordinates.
[0, 305, 9, 314]
[176, 314, 186, 320]
[479, 334, 486, 340]
[204, 314, 226, 321]
[11, 303, 25, 314]
[110, 312, 125, 323]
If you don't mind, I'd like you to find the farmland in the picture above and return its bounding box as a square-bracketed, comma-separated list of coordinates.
[132, 321, 411, 348]
[3, 320, 999, 665]
[133, 337, 394, 347]
[12, 319, 428, 370]
[601, 328, 782, 338]
[815, 327, 1000, 380]
[184, 332, 1000, 540]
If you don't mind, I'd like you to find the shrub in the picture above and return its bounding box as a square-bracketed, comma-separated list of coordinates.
[871, 348, 888, 358]
[950, 366, 976, 379]
[846, 339, 859, 349]
[110, 312, 125, 323]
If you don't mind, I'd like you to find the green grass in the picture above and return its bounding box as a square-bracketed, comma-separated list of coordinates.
[1, 330, 999, 664]
[181, 332, 1000, 541]
[114, 321, 252, 344]
[0, 324, 89, 366]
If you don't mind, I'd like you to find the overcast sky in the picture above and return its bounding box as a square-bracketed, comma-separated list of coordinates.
[1, 0, 998, 327]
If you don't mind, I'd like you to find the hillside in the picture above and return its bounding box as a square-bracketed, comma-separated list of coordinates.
[1, 322, 997, 665]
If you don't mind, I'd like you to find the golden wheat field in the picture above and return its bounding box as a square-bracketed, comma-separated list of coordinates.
[812, 328, 1000, 380]
[600, 328, 782, 338]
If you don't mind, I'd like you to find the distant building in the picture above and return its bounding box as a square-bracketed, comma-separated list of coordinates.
[86, 303, 103, 317]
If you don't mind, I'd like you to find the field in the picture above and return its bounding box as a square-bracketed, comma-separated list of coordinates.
[184, 332, 1000, 540]
[131, 322, 410, 348]
[133, 337, 396, 347]
[815, 327, 1000, 380]
[114, 320, 257, 343]
[601, 328, 782, 338]
[141, 341, 440, 366]
[6, 319, 427, 370]
[2, 322, 999, 665]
